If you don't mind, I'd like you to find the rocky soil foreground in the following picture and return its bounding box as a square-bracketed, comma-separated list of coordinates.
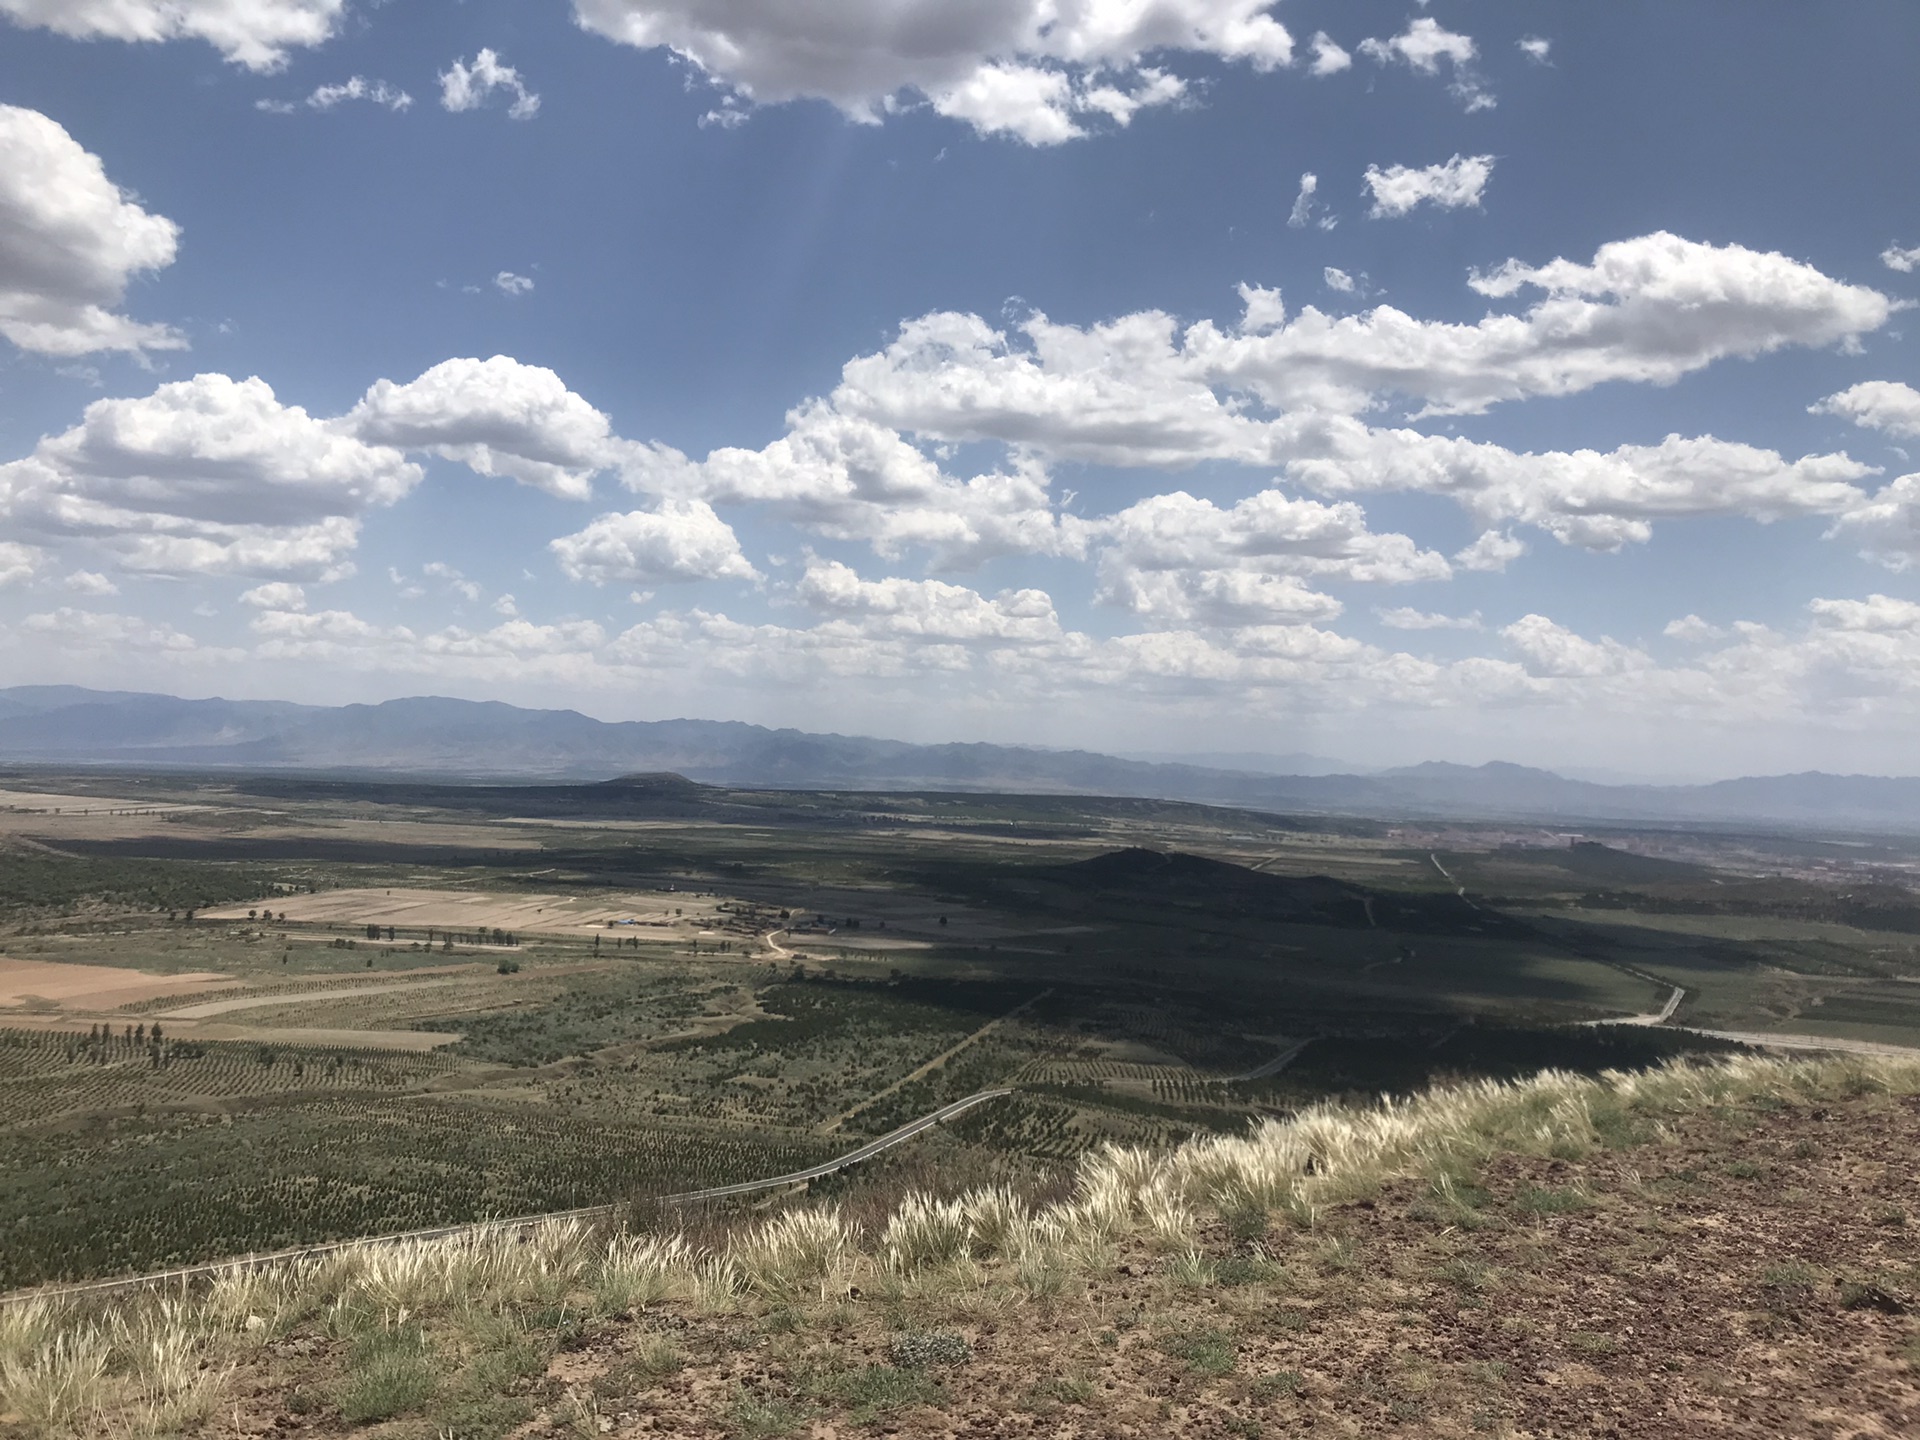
[181, 1080, 1920, 1440]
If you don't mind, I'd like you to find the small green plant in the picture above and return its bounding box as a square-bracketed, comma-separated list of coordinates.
[1251, 1370, 1302, 1399]
[816, 1364, 944, 1422]
[1414, 1176, 1493, 1229]
[624, 1332, 686, 1383]
[1160, 1327, 1237, 1376]
[1314, 1236, 1361, 1272]
[1024, 1369, 1096, 1410]
[1167, 1249, 1217, 1286]
[1223, 1204, 1270, 1242]
[433, 1392, 537, 1440]
[728, 1385, 809, 1438]
[1438, 1257, 1497, 1294]
[1511, 1185, 1592, 1216]
[1217, 1252, 1283, 1287]
[1567, 1330, 1619, 1356]
[337, 1323, 437, 1423]
[1760, 1262, 1819, 1315]
[1724, 1159, 1763, 1179]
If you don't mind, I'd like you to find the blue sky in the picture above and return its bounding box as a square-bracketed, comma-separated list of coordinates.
[2, 1, 1918, 779]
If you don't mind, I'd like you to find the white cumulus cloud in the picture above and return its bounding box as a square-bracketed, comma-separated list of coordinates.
[550, 499, 759, 585]
[1813, 381, 1920, 440]
[570, 0, 1291, 143]
[23, 607, 203, 653]
[259, 76, 412, 113]
[1828, 473, 1920, 569]
[440, 49, 541, 120]
[789, 237, 1890, 555]
[0, 0, 344, 71]
[622, 403, 1085, 568]
[1377, 606, 1481, 631]
[494, 271, 535, 297]
[241, 581, 306, 609]
[1090, 488, 1448, 627]
[1663, 614, 1726, 643]
[1359, 17, 1491, 109]
[1454, 530, 1526, 572]
[63, 569, 118, 595]
[0, 373, 419, 579]
[1881, 244, 1920, 274]
[0, 541, 44, 587]
[1287, 171, 1330, 229]
[1308, 30, 1350, 76]
[1364, 153, 1494, 218]
[0, 105, 184, 357]
[793, 560, 1065, 645]
[1503, 614, 1647, 678]
[346, 356, 616, 501]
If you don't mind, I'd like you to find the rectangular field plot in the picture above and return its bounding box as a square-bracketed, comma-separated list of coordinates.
[201, 886, 704, 936]
[0, 955, 237, 1009]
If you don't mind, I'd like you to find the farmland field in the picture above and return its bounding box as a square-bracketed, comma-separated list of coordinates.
[3, 770, 1919, 1288]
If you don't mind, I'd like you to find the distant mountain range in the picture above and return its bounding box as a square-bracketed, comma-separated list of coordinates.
[4, 685, 1920, 832]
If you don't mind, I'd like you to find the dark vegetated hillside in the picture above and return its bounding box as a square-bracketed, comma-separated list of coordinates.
[0, 845, 279, 915]
[1261, 1023, 1753, 1105]
[1026, 848, 1532, 938]
[1531, 840, 1716, 884]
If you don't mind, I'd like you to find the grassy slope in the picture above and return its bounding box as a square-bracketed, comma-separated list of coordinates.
[3, 1054, 1916, 1438]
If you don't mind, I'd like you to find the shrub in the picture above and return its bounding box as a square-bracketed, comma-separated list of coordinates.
[887, 1329, 970, 1368]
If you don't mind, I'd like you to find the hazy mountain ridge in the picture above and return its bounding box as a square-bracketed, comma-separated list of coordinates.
[2, 687, 1918, 830]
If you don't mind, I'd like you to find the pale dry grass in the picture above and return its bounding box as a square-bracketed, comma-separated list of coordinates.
[4, 1052, 1913, 1435]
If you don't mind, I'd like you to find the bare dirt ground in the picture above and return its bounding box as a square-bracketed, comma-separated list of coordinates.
[202, 886, 703, 935]
[194, 1083, 1920, 1437]
[0, 955, 236, 1010]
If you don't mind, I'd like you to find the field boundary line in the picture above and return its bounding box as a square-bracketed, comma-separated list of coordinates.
[0, 1089, 1012, 1308]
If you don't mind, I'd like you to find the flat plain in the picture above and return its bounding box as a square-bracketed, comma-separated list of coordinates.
[4, 768, 1920, 1291]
